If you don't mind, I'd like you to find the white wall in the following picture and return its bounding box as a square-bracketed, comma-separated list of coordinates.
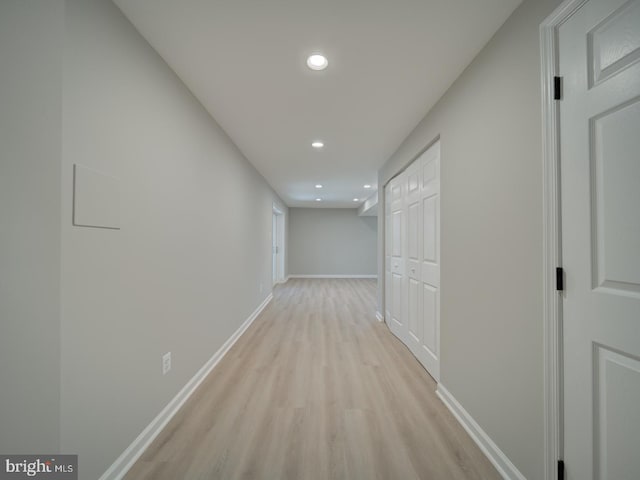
[0, 0, 64, 454]
[289, 208, 377, 276]
[59, 1, 288, 477]
[2, 0, 286, 477]
[378, 0, 561, 478]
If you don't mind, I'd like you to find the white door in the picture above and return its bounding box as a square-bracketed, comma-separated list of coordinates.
[385, 183, 393, 324]
[405, 159, 423, 358]
[388, 173, 407, 344]
[559, 0, 640, 478]
[384, 141, 440, 381]
[418, 141, 440, 380]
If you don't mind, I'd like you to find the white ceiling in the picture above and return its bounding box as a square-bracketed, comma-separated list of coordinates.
[113, 0, 521, 208]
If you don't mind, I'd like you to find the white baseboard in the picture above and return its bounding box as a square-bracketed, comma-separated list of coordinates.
[436, 384, 526, 480]
[288, 274, 378, 279]
[375, 311, 384, 322]
[99, 293, 274, 480]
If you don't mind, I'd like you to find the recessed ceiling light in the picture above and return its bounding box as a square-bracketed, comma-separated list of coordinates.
[364, 184, 372, 189]
[315, 198, 322, 202]
[311, 141, 324, 149]
[307, 54, 328, 71]
[353, 198, 359, 202]
[315, 184, 323, 189]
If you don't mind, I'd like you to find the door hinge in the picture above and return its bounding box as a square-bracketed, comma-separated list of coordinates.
[554, 76, 562, 100]
[556, 267, 564, 291]
[557, 459, 565, 479]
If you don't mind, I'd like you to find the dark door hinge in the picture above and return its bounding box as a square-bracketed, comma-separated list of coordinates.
[558, 459, 565, 479]
[554, 76, 562, 100]
[556, 267, 564, 291]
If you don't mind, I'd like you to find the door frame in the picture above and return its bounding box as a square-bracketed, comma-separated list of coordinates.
[540, 1, 588, 478]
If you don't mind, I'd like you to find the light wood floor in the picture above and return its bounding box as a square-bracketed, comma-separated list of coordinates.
[125, 278, 499, 480]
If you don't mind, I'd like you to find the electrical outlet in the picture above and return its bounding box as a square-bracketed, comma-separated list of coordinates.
[162, 352, 171, 375]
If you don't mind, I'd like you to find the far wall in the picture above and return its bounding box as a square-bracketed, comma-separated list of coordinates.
[289, 208, 377, 276]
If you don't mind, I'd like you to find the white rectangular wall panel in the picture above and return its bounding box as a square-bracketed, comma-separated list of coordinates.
[73, 164, 120, 229]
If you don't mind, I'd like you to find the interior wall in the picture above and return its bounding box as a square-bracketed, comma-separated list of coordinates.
[289, 208, 377, 276]
[60, 0, 286, 477]
[0, 0, 64, 454]
[378, 0, 561, 478]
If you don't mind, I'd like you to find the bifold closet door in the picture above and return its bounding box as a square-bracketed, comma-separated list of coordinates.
[418, 141, 440, 381]
[386, 173, 407, 344]
[405, 158, 423, 359]
[384, 141, 440, 382]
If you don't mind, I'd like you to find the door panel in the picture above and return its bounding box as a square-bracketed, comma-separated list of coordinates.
[408, 202, 419, 261]
[392, 210, 402, 258]
[388, 175, 406, 342]
[408, 278, 420, 343]
[385, 184, 392, 323]
[405, 160, 422, 352]
[392, 273, 403, 327]
[423, 157, 436, 187]
[423, 196, 437, 262]
[419, 142, 440, 380]
[422, 284, 437, 357]
[591, 98, 640, 294]
[408, 169, 420, 194]
[595, 346, 640, 479]
[391, 182, 402, 202]
[588, 0, 640, 87]
[560, 0, 640, 477]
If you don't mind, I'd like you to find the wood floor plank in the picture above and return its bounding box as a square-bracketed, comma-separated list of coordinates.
[124, 278, 500, 480]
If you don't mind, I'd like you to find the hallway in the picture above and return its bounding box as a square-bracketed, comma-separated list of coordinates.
[125, 279, 499, 480]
